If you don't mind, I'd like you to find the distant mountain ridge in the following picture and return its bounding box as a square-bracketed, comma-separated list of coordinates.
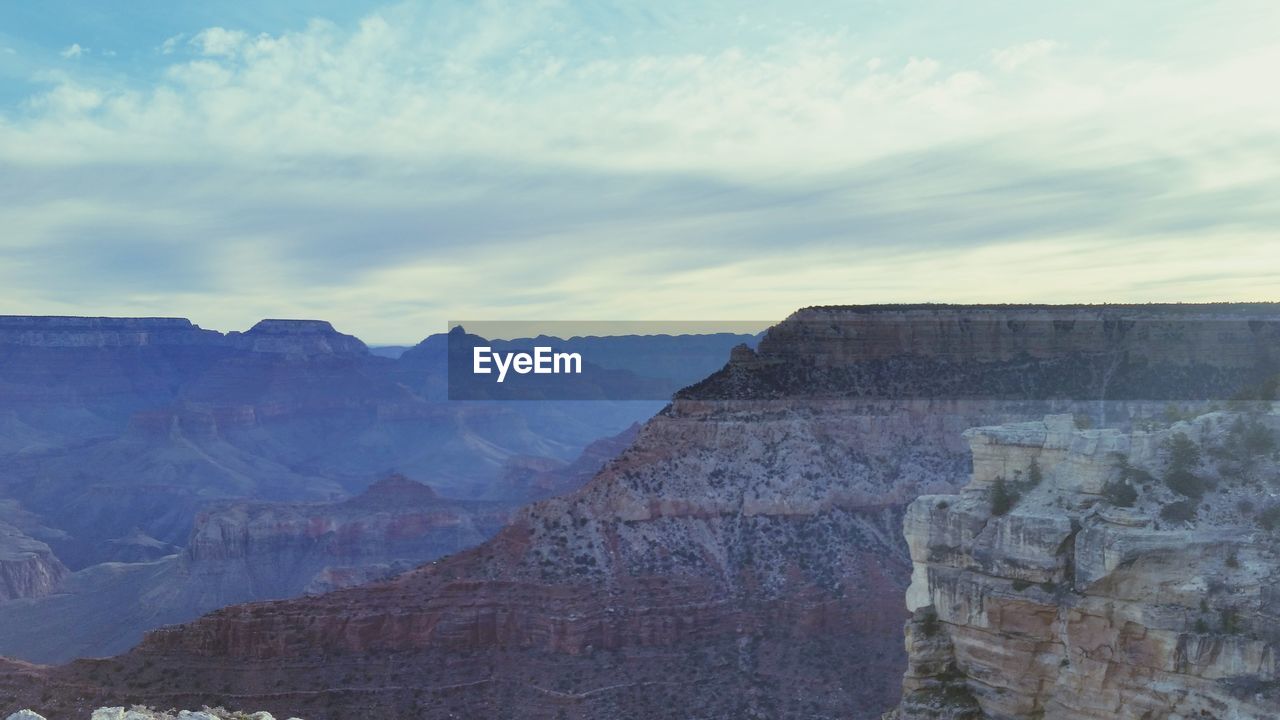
[0, 316, 753, 668]
[0, 316, 751, 566]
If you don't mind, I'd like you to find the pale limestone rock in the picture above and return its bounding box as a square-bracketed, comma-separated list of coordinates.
[6, 711, 47, 720]
[890, 411, 1280, 720]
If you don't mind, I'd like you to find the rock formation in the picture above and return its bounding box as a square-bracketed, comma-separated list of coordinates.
[5, 708, 300, 720]
[887, 411, 1280, 720]
[0, 523, 68, 601]
[2, 304, 1278, 720]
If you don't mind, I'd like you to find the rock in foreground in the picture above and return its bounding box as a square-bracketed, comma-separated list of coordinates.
[888, 411, 1280, 720]
[6, 709, 300, 720]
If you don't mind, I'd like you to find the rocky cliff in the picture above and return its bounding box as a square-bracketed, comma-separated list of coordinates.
[0, 523, 68, 601]
[686, 304, 1280, 402]
[887, 411, 1280, 720]
[4, 304, 1279, 720]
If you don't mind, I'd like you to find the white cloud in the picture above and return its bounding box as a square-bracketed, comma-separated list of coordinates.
[1, 3, 1279, 340]
[991, 39, 1058, 71]
[59, 43, 86, 59]
[191, 27, 248, 57]
[160, 34, 185, 55]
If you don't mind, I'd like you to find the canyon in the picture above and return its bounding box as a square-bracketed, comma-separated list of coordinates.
[0, 316, 743, 663]
[3, 304, 1277, 720]
[0, 473, 515, 663]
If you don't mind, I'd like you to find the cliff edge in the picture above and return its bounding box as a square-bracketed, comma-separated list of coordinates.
[887, 410, 1280, 720]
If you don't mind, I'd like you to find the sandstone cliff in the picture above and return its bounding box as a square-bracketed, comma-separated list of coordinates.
[888, 411, 1280, 720]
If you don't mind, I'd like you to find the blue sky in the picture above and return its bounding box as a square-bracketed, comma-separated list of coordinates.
[1, 1, 1278, 342]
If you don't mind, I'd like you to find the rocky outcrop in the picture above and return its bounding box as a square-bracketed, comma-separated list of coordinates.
[103, 529, 180, 564]
[889, 411, 1280, 720]
[225, 319, 368, 357]
[181, 473, 511, 598]
[5, 708, 300, 720]
[0, 523, 67, 601]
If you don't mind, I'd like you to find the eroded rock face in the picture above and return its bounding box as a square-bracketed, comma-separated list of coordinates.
[0, 523, 67, 601]
[181, 473, 512, 598]
[890, 411, 1280, 720]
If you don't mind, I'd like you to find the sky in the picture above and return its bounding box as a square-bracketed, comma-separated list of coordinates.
[1, 1, 1278, 343]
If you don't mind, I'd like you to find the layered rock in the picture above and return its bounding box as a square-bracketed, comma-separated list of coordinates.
[0, 475, 514, 663]
[494, 423, 642, 502]
[889, 411, 1280, 720]
[688, 304, 1280, 402]
[5, 304, 1280, 720]
[181, 473, 511, 598]
[0, 523, 68, 601]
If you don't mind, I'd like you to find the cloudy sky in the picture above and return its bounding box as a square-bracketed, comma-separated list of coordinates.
[1, 1, 1278, 342]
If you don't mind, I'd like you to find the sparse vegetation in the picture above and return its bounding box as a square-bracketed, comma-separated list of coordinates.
[1221, 607, 1242, 634]
[918, 607, 941, 638]
[1164, 432, 1206, 498]
[1102, 479, 1138, 508]
[1258, 505, 1280, 531]
[1160, 500, 1198, 523]
[1027, 459, 1043, 488]
[989, 461, 1046, 516]
[1242, 419, 1277, 457]
[991, 477, 1018, 516]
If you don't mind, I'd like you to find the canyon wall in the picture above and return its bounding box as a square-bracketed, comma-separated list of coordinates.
[887, 411, 1280, 720]
[3, 304, 1279, 720]
[0, 523, 67, 601]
